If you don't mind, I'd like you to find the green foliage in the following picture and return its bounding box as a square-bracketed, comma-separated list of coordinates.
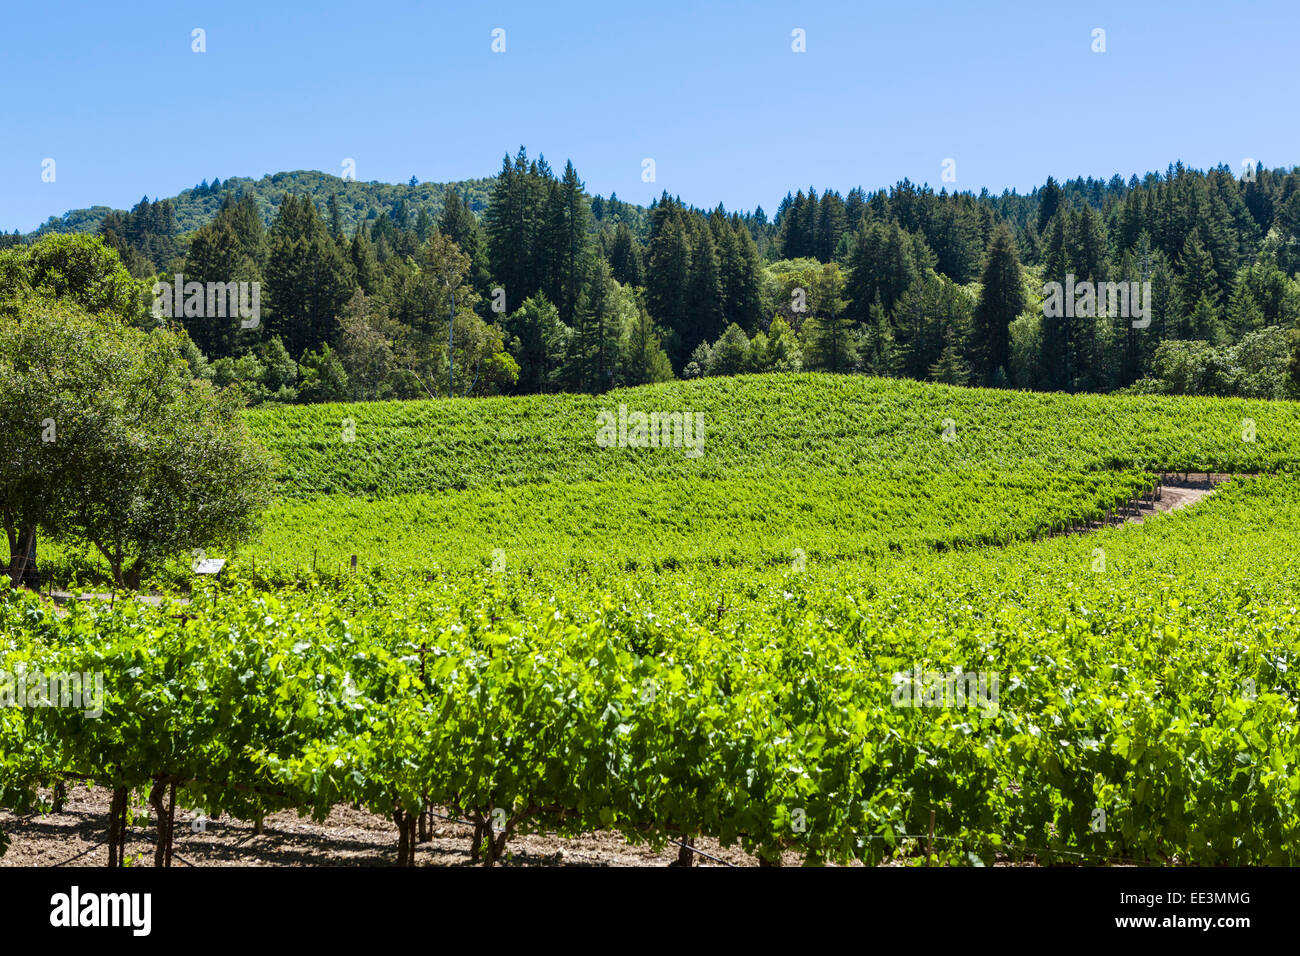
[32, 171, 496, 241]
[0, 300, 275, 586]
[1128, 327, 1298, 399]
[6, 473, 1300, 864]
[0, 234, 148, 325]
[244, 373, 1300, 501]
[252, 469, 1155, 575]
[297, 344, 350, 403]
[22, 159, 1300, 403]
[973, 223, 1025, 383]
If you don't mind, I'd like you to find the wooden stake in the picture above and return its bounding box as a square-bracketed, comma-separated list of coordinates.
[926, 809, 935, 866]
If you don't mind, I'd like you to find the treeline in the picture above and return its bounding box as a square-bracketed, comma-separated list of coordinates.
[120, 149, 681, 403]
[11, 153, 1300, 402]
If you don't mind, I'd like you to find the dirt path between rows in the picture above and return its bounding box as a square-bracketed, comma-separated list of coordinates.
[1117, 474, 1224, 525]
[1055, 472, 1230, 537]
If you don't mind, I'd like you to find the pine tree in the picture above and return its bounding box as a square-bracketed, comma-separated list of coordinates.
[929, 329, 973, 385]
[684, 214, 724, 355]
[1068, 207, 1109, 390]
[607, 222, 643, 287]
[730, 220, 765, 330]
[712, 210, 762, 333]
[505, 294, 570, 393]
[777, 190, 808, 259]
[645, 208, 692, 367]
[797, 188, 819, 259]
[814, 191, 848, 262]
[437, 186, 492, 306]
[266, 194, 357, 357]
[860, 293, 897, 376]
[1071, 206, 1108, 282]
[972, 223, 1025, 383]
[182, 216, 258, 358]
[227, 193, 268, 267]
[486, 148, 545, 311]
[349, 226, 383, 297]
[802, 263, 857, 372]
[931, 198, 984, 284]
[619, 306, 674, 386]
[570, 257, 625, 392]
[1036, 176, 1063, 233]
[327, 193, 344, 243]
[551, 160, 593, 329]
[844, 220, 925, 322]
[1174, 232, 1221, 333]
[1226, 273, 1265, 339]
[1188, 295, 1225, 344]
[415, 208, 433, 243]
[1039, 209, 1071, 389]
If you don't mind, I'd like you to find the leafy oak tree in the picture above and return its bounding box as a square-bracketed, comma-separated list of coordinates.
[0, 300, 275, 589]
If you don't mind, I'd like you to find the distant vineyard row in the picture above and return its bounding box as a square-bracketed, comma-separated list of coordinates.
[248, 469, 1156, 575]
[246, 375, 1300, 500]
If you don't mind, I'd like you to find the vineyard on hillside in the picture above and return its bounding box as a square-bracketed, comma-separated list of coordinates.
[244, 375, 1300, 499]
[4, 375, 1300, 866]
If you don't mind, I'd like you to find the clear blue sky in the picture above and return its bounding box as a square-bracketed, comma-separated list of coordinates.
[2, 0, 1297, 232]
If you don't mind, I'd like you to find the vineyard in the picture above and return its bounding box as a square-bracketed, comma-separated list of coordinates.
[252, 469, 1158, 575]
[3, 374, 1300, 866]
[245, 374, 1300, 499]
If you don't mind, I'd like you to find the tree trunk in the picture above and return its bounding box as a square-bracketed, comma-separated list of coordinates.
[8, 528, 38, 589]
[107, 555, 125, 589]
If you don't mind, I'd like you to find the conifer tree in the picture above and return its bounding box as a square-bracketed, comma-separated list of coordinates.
[929, 332, 973, 386]
[619, 305, 674, 386]
[860, 293, 897, 376]
[266, 194, 357, 356]
[1036, 176, 1063, 234]
[685, 214, 724, 350]
[327, 193, 344, 243]
[349, 226, 383, 297]
[972, 223, 1025, 383]
[802, 263, 857, 372]
[607, 222, 643, 287]
[645, 209, 692, 367]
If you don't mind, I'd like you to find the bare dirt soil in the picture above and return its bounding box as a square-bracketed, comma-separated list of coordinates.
[1122, 474, 1223, 524]
[0, 784, 803, 868]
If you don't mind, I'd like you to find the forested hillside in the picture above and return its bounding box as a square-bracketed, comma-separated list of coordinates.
[20, 170, 496, 243]
[5, 152, 1300, 403]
